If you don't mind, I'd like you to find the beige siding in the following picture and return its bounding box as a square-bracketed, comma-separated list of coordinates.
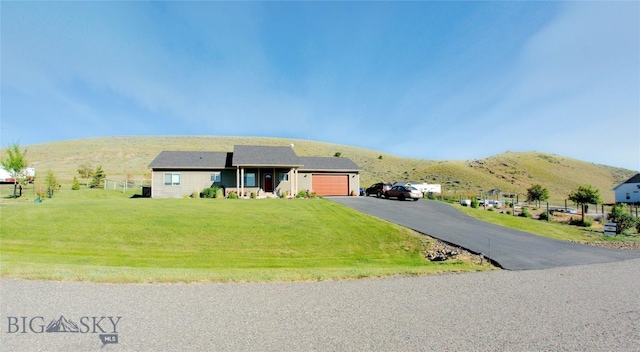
[152, 171, 216, 198]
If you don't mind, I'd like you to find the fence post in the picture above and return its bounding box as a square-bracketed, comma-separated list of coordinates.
[546, 202, 549, 222]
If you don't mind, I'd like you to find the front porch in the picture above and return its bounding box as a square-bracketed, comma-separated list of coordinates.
[234, 167, 299, 198]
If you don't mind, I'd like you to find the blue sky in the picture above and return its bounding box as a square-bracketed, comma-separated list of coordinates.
[2, 1, 638, 170]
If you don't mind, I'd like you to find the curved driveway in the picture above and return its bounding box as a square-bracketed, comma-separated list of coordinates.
[330, 197, 640, 269]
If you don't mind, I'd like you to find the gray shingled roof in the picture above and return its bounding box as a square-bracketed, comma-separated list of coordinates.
[149, 146, 361, 172]
[613, 173, 640, 189]
[149, 151, 230, 169]
[232, 145, 303, 167]
[298, 157, 361, 172]
[623, 173, 640, 184]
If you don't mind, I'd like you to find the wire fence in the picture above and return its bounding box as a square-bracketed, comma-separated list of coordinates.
[104, 179, 151, 193]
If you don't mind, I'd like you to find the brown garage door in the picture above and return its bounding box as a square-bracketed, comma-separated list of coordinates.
[312, 174, 349, 196]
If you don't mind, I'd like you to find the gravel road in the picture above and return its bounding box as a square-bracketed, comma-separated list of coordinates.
[2, 258, 639, 351]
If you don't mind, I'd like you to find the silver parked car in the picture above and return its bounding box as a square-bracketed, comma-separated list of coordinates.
[384, 185, 422, 201]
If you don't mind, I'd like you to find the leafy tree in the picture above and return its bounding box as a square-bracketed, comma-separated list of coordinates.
[45, 169, 59, 198]
[568, 185, 601, 224]
[607, 204, 636, 235]
[89, 165, 106, 188]
[526, 184, 549, 208]
[77, 163, 94, 187]
[71, 176, 81, 190]
[1, 142, 28, 199]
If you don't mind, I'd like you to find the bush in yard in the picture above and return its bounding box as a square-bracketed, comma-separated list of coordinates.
[200, 187, 220, 199]
[487, 207, 494, 212]
[71, 177, 80, 190]
[538, 211, 549, 221]
[227, 191, 238, 199]
[470, 198, 479, 208]
[296, 190, 308, 198]
[607, 204, 636, 234]
[569, 218, 592, 227]
[506, 210, 512, 215]
[519, 207, 532, 218]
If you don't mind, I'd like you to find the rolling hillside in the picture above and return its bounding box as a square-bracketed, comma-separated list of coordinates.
[3, 136, 635, 204]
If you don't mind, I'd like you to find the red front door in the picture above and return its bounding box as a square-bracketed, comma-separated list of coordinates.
[264, 173, 273, 192]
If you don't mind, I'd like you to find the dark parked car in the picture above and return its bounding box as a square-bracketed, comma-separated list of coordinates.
[384, 185, 422, 201]
[365, 182, 393, 198]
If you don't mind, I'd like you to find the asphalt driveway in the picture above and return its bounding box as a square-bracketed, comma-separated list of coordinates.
[330, 197, 640, 270]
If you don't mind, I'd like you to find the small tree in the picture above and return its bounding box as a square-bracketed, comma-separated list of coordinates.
[89, 165, 106, 188]
[568, 185, 601, 225]
[608, 204, 636, 235]
[1, 142, 28, 198]
[71, 176, 81, 190]
[44, 169, 59, 198]
[526, 184, 549, 208]
[77, 163, 94, 187]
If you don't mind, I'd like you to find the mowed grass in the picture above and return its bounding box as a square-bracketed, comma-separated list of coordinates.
[0, 188, 487, 283]
[454, 204, 640, 243]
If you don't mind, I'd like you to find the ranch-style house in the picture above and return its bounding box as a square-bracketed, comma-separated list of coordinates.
[148, 145, 361, 198]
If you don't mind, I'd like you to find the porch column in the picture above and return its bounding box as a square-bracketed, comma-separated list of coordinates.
[240, 167, 245, 197]
[290, 169, 294, 197]
[236, 167, 240, 194]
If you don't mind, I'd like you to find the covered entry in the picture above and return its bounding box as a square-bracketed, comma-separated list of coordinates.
[312, 174, 349, 196]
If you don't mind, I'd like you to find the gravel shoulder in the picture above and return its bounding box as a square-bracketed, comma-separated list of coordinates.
[2, 259, 640, 351]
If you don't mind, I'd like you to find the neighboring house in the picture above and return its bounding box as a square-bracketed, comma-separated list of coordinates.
[148, 145, 361, 198]
[0, 166, 36, 183]
[613, 173, 640, 204]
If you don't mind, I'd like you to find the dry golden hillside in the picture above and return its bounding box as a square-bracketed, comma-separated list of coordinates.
[2, 136, 635, 204]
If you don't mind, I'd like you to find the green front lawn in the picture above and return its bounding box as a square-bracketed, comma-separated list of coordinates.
[0, 188, 488, 283]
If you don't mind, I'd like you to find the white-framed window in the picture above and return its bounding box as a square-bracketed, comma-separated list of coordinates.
[211, 172, 221, 182]
[279, 173, 289, 182]
[244, 173, 257, 187]
[164, 173, 181, 186]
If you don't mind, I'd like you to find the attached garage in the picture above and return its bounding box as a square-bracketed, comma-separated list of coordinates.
[312, 174, 349, 196]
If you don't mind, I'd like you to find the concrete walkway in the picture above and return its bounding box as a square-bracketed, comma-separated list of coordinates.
[329, 197, 640, 269]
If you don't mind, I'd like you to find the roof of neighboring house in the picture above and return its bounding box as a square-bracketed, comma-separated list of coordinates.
[613, 173, 640, 190]
[232, 145, 303, 167]
[149, 151, 230, 169]
[298, 157, 361, 172]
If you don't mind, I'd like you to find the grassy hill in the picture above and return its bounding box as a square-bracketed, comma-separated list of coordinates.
[3, 136, 635, 204]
